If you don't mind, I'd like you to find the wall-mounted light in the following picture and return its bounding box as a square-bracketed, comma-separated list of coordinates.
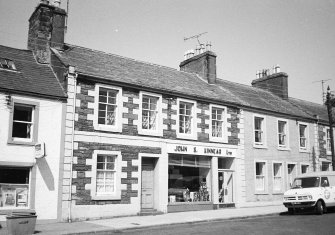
[5, 94, 11, 106]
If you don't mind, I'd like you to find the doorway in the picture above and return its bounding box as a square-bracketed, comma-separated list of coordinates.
[218, 171, 233, 204]
[141, 158, 156, 209]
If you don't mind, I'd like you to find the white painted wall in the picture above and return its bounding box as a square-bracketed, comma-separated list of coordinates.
[0, 93, 65, 220]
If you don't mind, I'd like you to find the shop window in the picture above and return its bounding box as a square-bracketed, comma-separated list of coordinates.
[273, 163, 282, 192]
[91, 150, 121, 200]
[138, 92, 162, 136]
[94, 85, 122, 132]
[278, 119, 288, 149]
[298, 123, 308, 151]
[0, 58, 16, 70]
[253, 115, 266, 147]
[168, 155, 211, 203]
[210, 105, 227, 143]
[8, 100, 39, 144]
[255, 161, 266, 191]
[177, 99, 196, 140]
[0, 167, 30, 208]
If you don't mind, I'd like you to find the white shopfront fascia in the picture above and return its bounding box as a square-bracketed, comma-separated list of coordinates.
[167, 144, 237, 157]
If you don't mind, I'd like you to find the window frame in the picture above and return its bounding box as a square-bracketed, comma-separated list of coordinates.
[298, 122, 309, 152]
[91, 150, 122, 200]
[93, 84, 122, 132]
[8, 99, 39, 145]
[0, 58, 16, 71]
[286, 162, 297, 189]
[272, 161, 283, 193]
[277, 118, 289, 150]
[300, 163, 310, 174]
[176, 98, 197, 140]
[253, 114, 267, 148]
[138, 91, 163, 136]
[209, 104, 228, 143]
[255, 160, 267, 193]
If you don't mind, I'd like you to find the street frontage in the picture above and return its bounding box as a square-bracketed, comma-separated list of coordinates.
[109, 211, 335, 235]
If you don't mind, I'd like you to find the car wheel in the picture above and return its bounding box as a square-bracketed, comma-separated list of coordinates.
[316, 201, 324, 215]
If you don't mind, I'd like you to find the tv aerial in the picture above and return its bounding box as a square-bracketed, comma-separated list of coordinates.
[184, 32, 208, 45]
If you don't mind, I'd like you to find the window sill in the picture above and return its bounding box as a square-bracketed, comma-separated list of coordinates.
[277, 147, 290, 151]
[209, 137, 228, 143]
[94, 124, 122, 133]
[138, 129, 163, 137]
[91, 195, 121, 201]
[176, 133, 197, 140]
[7, 139, 36, 146]
[253, 144, 267, 149]
[299, 148, 310, 153]
[272, 192, 284, 195]
[254, 191, 269, 195]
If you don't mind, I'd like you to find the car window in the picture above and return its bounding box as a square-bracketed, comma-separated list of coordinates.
[321, 177, 329, 187]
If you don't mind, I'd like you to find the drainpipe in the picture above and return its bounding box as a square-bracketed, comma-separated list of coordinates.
[68, 66, 77, 222]
[326, 87, 335, 171]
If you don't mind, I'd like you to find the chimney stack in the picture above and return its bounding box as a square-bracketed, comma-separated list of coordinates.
[28, 1, 67, 63]
[252, 65, 289, 99]
[180, 47, 217, 84]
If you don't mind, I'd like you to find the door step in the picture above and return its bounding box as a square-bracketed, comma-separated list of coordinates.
[137, 209, 163, 216]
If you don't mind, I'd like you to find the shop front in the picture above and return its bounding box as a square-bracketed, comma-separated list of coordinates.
[0, 166, 31, 210]
[167, 144, 236, 212]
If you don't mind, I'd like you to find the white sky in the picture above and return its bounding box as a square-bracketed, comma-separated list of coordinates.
[1, 0, 335, 104]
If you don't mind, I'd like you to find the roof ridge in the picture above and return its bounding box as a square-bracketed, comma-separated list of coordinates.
[63, 43, 182, 72]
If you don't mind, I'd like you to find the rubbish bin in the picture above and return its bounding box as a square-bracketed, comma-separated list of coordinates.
[6, 212, 37, 235]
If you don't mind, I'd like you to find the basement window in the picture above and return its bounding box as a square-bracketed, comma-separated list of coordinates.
[0, 58, 16, 70]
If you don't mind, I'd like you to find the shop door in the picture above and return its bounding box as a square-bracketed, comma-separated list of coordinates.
[141, 158, 155, 209]
[218, 171, 233, 203]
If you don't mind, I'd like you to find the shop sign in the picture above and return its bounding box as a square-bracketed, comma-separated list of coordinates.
[167, 144, 236, 157]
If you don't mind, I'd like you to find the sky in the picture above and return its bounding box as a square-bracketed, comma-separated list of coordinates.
[0, 0, 335, 104]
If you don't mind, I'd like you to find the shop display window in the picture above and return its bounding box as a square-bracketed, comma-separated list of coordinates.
[0, 167, 30, 208]
[168, 155, 211, 203]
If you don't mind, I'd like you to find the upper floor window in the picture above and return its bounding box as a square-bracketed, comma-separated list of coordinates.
[94, 85, 122, 132]
[177, 99, 196, 140]
[254, 115, 266, 147]
[299, 123, 308, 150]
[138, 92, 162, 136]
[0, 58, 16, 70]
[91, 150, 121, 200]
[278, 119, 288, 148]
[210, 105, 227, 143]
[8, 100, 39, 145]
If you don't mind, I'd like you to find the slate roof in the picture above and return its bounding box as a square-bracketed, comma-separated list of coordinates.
[0, 45, 66, 99]
[52, 44, 322, 120]
[288, 98, 330, 123]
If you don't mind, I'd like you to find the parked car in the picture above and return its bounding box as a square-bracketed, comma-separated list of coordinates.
[283, 171, 335, 215]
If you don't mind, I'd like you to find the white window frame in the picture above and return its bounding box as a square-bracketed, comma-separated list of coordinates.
[272, 161, 283, 193]
[286, 162, 297, 189]
[8, 99, 39, 145]
[138, 91, 163, 136]
[255, 160, 267, 193]
[209, 104, 227, 143]
[91, 150, 122, 200]
[253, 114, 267, 148]
[298, 122, 309, 152]
[93, 84, 122, 132]
[300, 163, 310, 174]
[277, 118, 289, 150]
[176, 98, 197, 140]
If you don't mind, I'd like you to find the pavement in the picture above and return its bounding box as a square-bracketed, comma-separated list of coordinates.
[0, 203, 286, 235]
